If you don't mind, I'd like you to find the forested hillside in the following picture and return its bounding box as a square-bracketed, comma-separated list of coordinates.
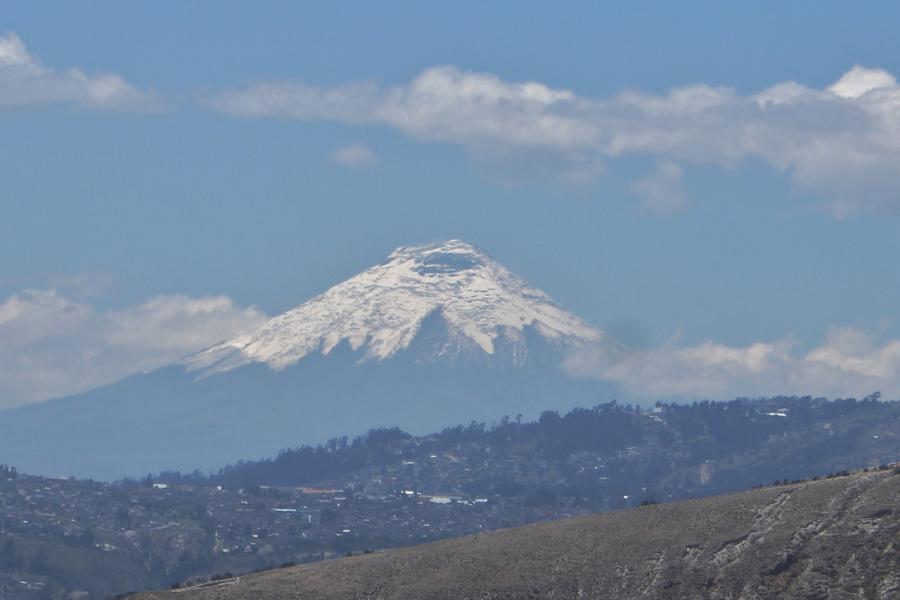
[159, 395, 897, 499]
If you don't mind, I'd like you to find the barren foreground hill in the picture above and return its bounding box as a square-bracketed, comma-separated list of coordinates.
[136, 468, 900, 600]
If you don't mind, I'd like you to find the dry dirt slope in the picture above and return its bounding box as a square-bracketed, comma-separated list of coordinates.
[136, 468, 900, 600]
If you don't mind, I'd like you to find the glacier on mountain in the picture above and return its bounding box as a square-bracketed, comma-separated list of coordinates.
[185, 240, 619, 376]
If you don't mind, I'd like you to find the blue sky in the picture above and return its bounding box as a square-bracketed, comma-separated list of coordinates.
[4, 2, 900, 406]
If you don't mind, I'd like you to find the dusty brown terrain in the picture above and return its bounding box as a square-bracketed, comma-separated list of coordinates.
[135, 468, 900, 600]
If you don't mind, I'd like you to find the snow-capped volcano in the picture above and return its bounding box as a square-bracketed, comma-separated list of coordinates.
[0, 240, 625, 480]
[185, 240, 618, 375]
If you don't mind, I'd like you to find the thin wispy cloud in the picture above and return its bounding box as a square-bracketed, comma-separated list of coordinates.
[0, 32, 159, 111]
[566, 326, 900, 401]
[331, 143, 378, 168]
[631, 160, 686, 215]
[210, 64, 900, 215]
[209, 66, 597, 181]
[0, 289, 268, 407]
[6, 31, 900, 215]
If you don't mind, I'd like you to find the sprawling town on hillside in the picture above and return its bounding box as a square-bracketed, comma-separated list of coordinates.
[1, 397, 899, 599]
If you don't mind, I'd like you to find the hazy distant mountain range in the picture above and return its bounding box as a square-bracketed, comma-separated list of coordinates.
[0, 241, 624, 479]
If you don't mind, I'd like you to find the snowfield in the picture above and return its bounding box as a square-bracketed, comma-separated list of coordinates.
[185, 240, 620, 376]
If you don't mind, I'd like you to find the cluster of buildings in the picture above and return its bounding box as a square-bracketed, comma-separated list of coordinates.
[0, 463, 590, 581]
[0, 426, 709, 582]
[4, 399, 892, 597]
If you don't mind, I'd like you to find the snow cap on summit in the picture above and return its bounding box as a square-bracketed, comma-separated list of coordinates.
[184, 240, 616, 375]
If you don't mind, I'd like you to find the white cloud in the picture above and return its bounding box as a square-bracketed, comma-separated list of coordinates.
[210, 66, 597, 182]
[566, 326, 900, 401]
[211, 67, 585, 149]
[630, 160, 686, 214]
[827, 66, 897, 99]
[331, 143, 378, 168]
[0, 32, 158, 111]
[0, 289, 267, 408]
[212, 64, 900, 214]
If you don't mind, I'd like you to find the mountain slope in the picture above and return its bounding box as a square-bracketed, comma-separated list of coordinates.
[134, 468, 900, 600]
[185, 240, 617, 375]
[0, 241, 623, 480]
